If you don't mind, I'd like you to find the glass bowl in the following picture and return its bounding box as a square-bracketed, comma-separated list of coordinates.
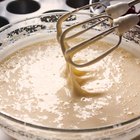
[0, 12, 140, 140]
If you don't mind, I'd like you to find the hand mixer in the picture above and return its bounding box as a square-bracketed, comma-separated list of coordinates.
[57, 0, 140, 96]
[57, 0, 140, 68]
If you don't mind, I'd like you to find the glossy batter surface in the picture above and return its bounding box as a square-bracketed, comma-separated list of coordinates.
[0, 39, 140, 129]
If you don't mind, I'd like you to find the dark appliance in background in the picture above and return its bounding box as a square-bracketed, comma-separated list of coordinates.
[0, 0, 90, 28]
[0, 0, 139, 28]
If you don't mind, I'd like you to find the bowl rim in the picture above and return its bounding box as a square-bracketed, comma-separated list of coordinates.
[1, 111, 140, 133]
[0, 12, 140, 134]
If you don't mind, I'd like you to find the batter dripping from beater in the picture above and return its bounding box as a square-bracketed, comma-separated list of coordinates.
[56, 1, 140, 96]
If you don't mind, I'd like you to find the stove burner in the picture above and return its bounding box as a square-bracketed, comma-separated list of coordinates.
[6, 0, 40, 14]
[0, 16, 9, 28]
[66, 0, 89, 8]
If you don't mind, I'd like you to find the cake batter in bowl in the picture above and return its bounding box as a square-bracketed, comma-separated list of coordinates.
[0, 12, 140, 140]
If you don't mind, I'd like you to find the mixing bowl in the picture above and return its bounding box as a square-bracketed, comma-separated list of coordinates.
[0, 12, 140, 140]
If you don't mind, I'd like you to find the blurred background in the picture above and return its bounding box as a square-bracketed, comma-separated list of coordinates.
[0, 0, 140, 28]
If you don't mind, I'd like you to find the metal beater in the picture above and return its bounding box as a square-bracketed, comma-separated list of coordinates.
[57, 0, 140, 68]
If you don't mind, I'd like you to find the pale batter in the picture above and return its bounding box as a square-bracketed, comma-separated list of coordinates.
[0, 38, 140, 129]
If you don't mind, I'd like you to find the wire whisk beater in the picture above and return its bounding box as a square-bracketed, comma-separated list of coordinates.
[57, 0, 140, 68]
